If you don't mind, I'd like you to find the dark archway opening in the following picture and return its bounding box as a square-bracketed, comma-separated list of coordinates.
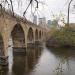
[39, 31, 41, 40]
[42, 31, 43, 37]
[11, 24, 25, 53]
[27, 27, 34, 43]
[35, 29, 38, 41]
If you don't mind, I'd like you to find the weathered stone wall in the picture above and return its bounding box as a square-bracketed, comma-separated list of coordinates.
[0, 12, 47, 57]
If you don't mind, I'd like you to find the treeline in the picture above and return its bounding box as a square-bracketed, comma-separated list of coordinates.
[46, 26, 75, 47]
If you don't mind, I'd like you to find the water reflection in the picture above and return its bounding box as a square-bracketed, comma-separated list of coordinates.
[29, 47, 75, 75]
[5, 46, 42, 75]
[47, 47, 75, 75]
[1, 46, 75, 75]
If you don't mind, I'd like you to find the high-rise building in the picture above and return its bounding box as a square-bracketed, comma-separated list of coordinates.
[47, 20, 52, 26]
[33, 15, 37, 25]
[39, 17, 46, 25]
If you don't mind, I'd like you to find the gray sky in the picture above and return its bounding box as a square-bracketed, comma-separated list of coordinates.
[12, 0, 75, 23]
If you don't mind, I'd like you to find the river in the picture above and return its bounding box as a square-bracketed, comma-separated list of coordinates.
[0, 45, 75, 75]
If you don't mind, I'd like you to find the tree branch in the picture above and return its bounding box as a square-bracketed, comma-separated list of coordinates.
[23, 0, 38, 17]
[10, 0, 14, 16]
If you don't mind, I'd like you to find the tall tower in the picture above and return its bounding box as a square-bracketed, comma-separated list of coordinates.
[33, 15, 37, 25]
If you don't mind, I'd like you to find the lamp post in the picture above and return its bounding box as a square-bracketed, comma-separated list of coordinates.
[67, 0, 73, 26]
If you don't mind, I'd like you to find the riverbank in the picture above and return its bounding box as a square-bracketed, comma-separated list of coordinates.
[46, 27, 75, 47]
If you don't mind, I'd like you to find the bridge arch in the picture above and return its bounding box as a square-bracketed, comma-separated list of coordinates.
[27, 27, 34, 43]
[35, 29, 38, 41]
[11, 24, 25, 48]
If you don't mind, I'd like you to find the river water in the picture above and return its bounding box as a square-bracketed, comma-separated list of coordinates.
[1, 45, 75, 75]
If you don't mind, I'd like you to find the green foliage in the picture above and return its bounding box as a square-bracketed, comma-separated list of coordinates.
[49, 27, 75, 47]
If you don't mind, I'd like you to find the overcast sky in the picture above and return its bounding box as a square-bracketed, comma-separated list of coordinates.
[12, 0, 75, 23]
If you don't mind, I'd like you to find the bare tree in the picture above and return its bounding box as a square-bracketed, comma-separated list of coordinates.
[23, 0, 38, 17]
[0, 0, 39, 16]
[67, 0, 73, 26]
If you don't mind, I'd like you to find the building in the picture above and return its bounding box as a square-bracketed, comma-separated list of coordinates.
[47, 20, 52, 26]
[39, 17, 46, 25]
[33, 15, 37, 25]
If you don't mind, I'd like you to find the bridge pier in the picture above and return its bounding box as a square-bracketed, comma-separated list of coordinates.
[27, 41, 35, 48]
[0, 56, 8, 66]
[1, 33, 9, 66]
[0, 48, 8, 66]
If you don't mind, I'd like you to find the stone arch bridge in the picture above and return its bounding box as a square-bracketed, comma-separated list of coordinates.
[0, 11, 48, 60]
